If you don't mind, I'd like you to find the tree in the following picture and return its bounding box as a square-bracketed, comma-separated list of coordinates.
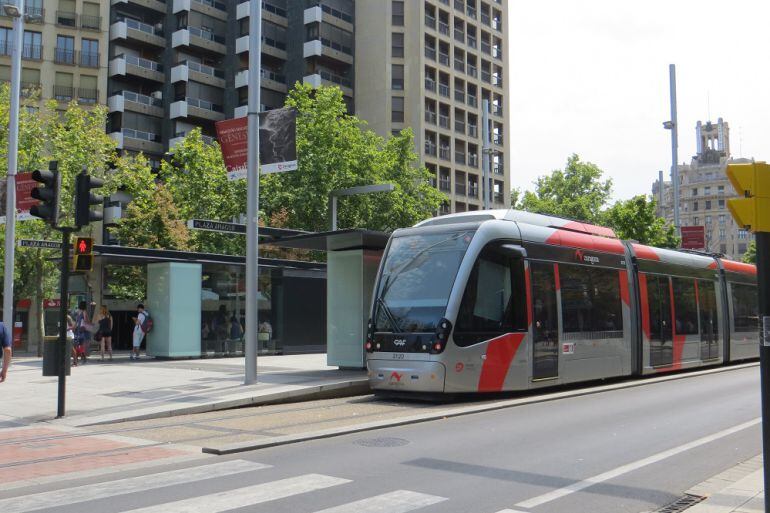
[160, 129, 246, 255]
[260, 84, 443, 232]
[602, 195, 680, 248]
[743, 240, 756, 264]
[514, 154, 612, 224]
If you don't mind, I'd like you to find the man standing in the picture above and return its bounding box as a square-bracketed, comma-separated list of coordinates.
[0, 320, 11, 382]
[131, 304, 147, 360]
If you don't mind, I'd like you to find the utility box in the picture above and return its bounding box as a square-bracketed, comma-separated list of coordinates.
[42, 336, 71, 376]
[146, 262, 202, 358]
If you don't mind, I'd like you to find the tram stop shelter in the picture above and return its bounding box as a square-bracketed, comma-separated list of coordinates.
[264, 229, 390, 369]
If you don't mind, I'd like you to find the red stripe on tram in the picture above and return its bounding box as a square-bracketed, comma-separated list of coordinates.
[619, 270, 630, 307]
[478, 333, 527, 392]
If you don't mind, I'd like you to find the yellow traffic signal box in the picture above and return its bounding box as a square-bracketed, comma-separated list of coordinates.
[726, 161, 770, 232]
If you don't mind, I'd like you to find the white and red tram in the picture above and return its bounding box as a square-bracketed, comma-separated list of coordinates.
[365, 210, 758, 394]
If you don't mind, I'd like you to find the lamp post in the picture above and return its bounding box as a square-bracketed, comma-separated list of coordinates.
[3, 0, 24, 332]
[328, 184, 396, 231]
[663, 64, 680, 235]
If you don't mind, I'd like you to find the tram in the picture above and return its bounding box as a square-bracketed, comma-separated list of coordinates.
[365, 210, 758, 394]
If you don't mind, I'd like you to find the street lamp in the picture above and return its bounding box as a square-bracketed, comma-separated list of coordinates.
[3, 0, 24, 334]
[663, 64, 680, 235]
[328, 184, 396, 231]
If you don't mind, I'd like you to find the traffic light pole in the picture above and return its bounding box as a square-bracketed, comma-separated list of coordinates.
[56, 227, 72, 418]
[756, 232, 770, 513]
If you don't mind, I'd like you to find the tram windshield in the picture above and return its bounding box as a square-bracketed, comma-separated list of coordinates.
[374, 230, 475, 332]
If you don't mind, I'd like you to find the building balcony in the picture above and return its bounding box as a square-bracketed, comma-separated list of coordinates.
[237, 68, 288, 92]
[468, 186, 478, 198]
[110, 0, 166, 14]
[109, 54, 164, 82]
[455, 183, 466, 196]
[110, 19, 165, 48]
[424, 142, 437, 157]
[438, 84, 449, 98]
[438, 52, 450, 66]
[236, 35, 288, 60]
[303, 5, 353, 32]
[55, 10, 77, 27]
[80, 14, 101, 31]
[169, 131, 215, 151]
[237, 0, 288, 26]
[172, 27, 226, 55]
[233, 104, 247, 118]
[439, 179, 451, 193]
[439, 114, 450, 129]
[110, 128, 164, 154]
[425, 77, 436, 92]
[303, 39, 353, 65]
[425, 111, 437, 125]
[468, 154, 478, 167]
[439, 146, 451, 161]
[170, 97, 225, 121]
[108, 90, 163, 117]
[171, 60, 225, 88]
[468, 124, 478, 138]
[53, 85, 74, 102]
[303, 70, 351, 96]
[173, 0, 227, 21]
[467, 95, 478, 108]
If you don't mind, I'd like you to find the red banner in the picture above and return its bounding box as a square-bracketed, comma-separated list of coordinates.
[681, 226, 706, 250]
[215, 117, 248, 180]
[16, 173, 38, 215]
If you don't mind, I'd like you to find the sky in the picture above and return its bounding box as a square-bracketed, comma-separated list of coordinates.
[507, 0, 770, 202]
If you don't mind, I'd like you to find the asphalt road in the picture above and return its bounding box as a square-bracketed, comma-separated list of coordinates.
[2, 365, 760, 513]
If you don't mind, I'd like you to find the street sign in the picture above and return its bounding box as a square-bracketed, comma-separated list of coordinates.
[18, 239, 62, 249]
[187, 219, 246, 234]
[680, 226, 706, 250]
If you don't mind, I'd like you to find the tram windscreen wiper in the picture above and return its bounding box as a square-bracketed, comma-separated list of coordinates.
[376, 296, 401, 332]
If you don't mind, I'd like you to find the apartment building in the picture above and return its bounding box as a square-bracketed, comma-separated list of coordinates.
[105, 0, 508, 214]
[356, 0, 509, 213]
[652, 118, 754, 260]
[0, 0, 108, 107]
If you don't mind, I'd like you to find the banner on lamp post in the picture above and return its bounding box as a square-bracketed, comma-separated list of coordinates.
[216, 107, 297, 180]
[0, 173, 41, 223]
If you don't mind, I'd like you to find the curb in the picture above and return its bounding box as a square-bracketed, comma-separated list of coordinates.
[81, 379, 371, 426]
[203, 361, 759, 455]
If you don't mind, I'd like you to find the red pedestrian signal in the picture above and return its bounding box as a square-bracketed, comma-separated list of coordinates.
[72, 237, 94, 271]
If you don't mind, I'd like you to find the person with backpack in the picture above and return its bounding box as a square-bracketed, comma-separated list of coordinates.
[74, 301, 92, 364]
[0, 321, 11, 383]
[131, 304, 150, 360]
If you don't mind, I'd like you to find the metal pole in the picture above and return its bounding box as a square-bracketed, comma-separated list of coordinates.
[329, 196, 337, 231]
[756, 232, 770, 513]
[482, 99, 491, 210]
[669, 64, 680, 234]
[3, 0, 24, 333]
[658, 170, 664, 207]
[244, 0, 261, 385]
[56, 228, 71, 418]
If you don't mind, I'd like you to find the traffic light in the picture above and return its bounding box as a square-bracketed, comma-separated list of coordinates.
[29, 161, 60, 226]
[72, 236, 94, 271]
[725, 161, 770, 233]
[74, 169, 104, 228]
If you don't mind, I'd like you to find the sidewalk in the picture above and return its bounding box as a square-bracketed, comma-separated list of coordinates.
[1, 353, 369, 428]
[659, 455, 764, 512]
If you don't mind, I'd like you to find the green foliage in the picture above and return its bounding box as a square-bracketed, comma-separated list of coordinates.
[260, 84, 443, 232]
[601, 195, 680, 248]
[160, 129, 246, 255]
[515, 154, 613, 225]
[743, 240, 756, 264]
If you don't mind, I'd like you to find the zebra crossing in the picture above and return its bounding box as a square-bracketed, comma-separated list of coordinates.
[0, 458, 541, 513]
[2, 459, 462, 513]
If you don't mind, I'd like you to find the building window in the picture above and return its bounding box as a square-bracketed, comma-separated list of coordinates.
[692, 188, 698, 196]
[719, 214, 725, 225]
[23, 31, 42, 60]
[704, 186, 711, 195]
[693, 216, 699, 225]
[705, 200, 712, 210]
[718, 185, 725, 194]
[391, 32, 404, 58]
[718, 199, 725, 209]
[391, 96, 404, 122]
[693, 201, 699, 211]
[391, 64, 404, 90]
[80, 38, 99, 67]
[705, 215, 711, 225]
[392, 1, 404, 26]
[719, 229, 725, 240]
[55, 35, 75, 64]
[738, 229, 748, 239]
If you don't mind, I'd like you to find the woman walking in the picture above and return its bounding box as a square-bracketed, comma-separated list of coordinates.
[96, 305, 113, 361]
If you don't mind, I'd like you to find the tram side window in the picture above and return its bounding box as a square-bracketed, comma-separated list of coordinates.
[560, 264, 623, 335]
[732, 283, 759, 332]
[672, 278, 698, 335]
[697, 280, 719, 338]
[454, 244, 527, 347]
[646, 275, 671, 342]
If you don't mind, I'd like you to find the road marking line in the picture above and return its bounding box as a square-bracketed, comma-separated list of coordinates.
[122, 474, 351, 512]
[312, 490, 447, 512]
[0, 459, 269, 513]
[494, 510, 530, 513]
[516, 417, 760, 509]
